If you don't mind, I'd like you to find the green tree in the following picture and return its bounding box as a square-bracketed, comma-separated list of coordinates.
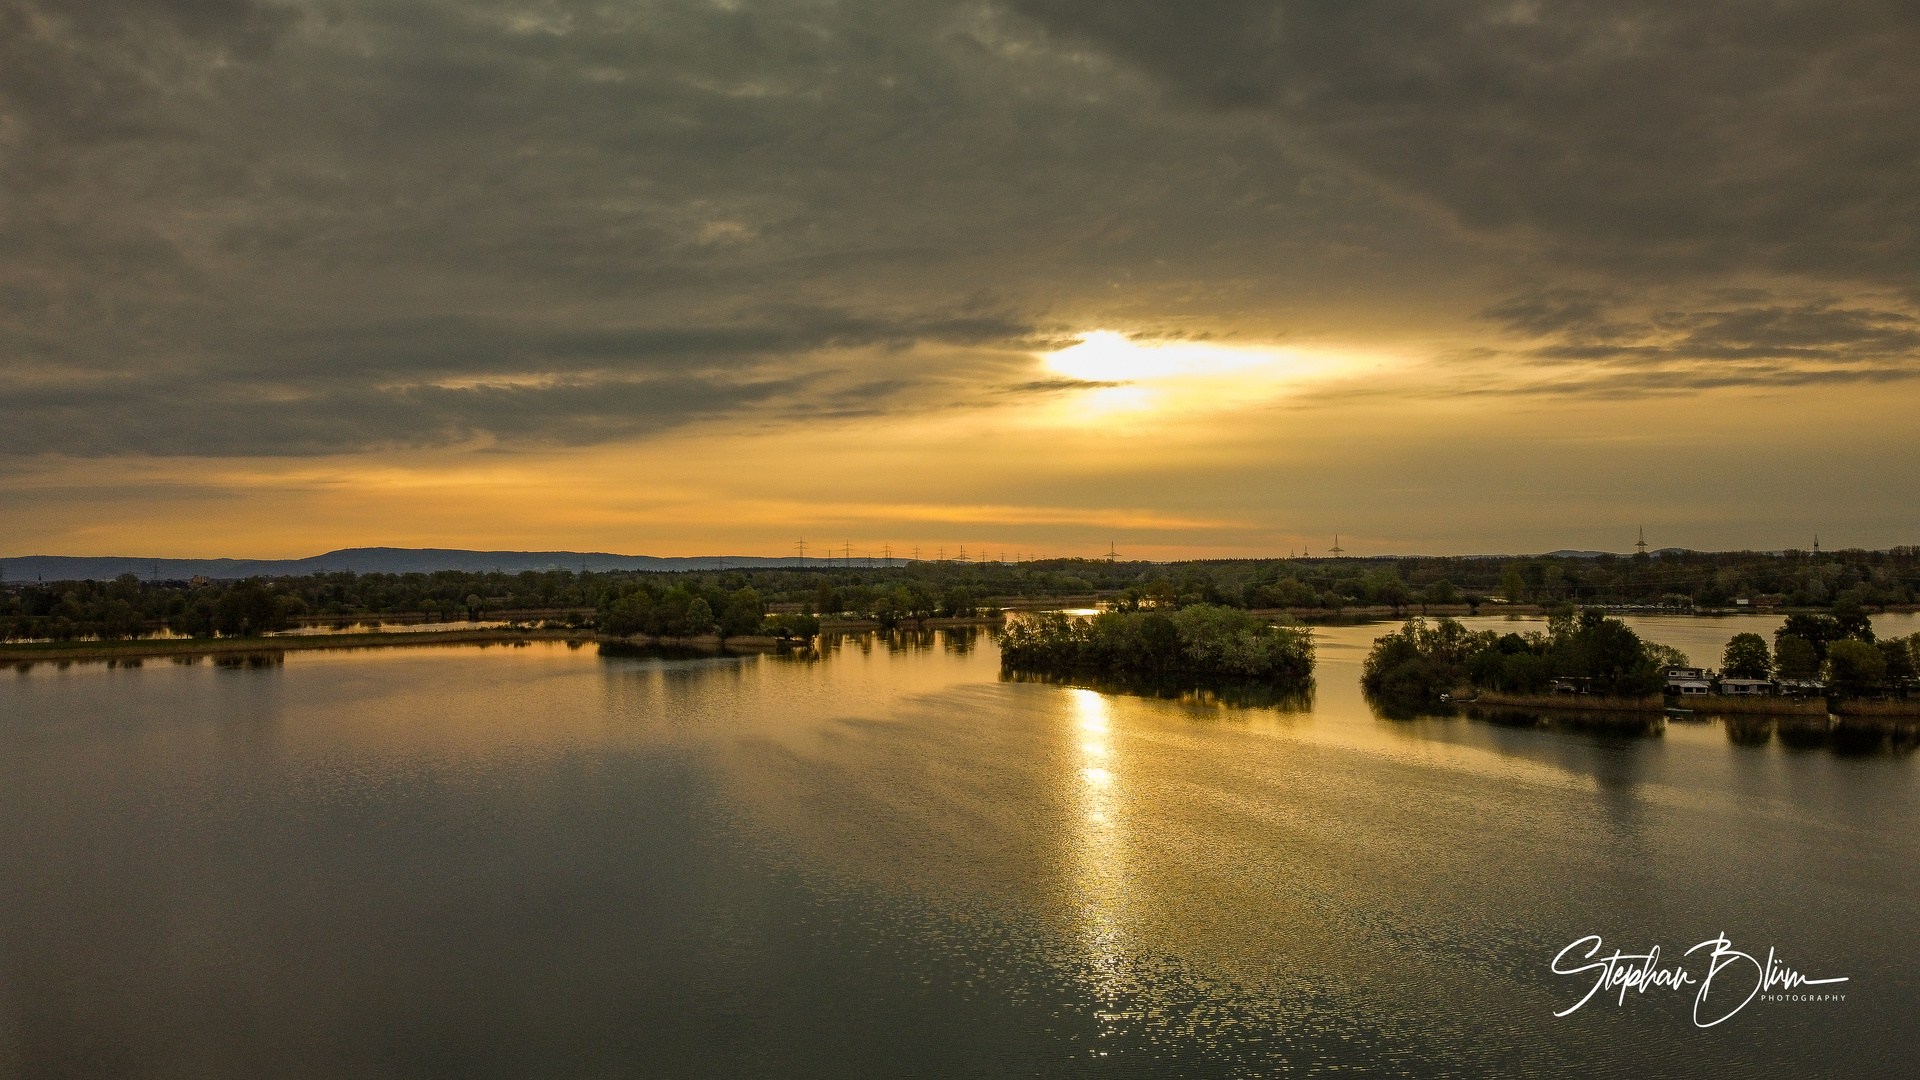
[720, 587, 764, 637]
[813, 581, 840, 616]
[1721, 633, 1772, 679]
[685, 597, 716, 637]
[1424, 579, 1459, 606]
[653, 586, 694, 636]
[1500, 564, 1528, 604]
[1645, 642, 1692, 670]
[768, 612, 820, 639]
[1362, 617, 1493, 700]
[213, 580, 291, 636]
[598, 595, 651, 638]
[1877, 638, 1916, 686]
[1773, 634, 1821, 680]
[1550, 608, 1663, 696]
[1778, 614, 1842, 661]
[1829, 595, 1875, 642]
[1826, 639, 1886, 693]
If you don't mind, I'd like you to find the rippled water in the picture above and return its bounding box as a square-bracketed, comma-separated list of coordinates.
[2, 614, 1915, 1077]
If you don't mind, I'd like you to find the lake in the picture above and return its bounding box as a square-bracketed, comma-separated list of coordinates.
[2, 613, 1915, 1077]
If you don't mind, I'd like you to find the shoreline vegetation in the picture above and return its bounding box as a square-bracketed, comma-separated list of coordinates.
[1362, 608, 1682, 704]
[9, 545, 1920, 649]
[1466, 690, 1666, 713]
[1366, 608, 1920, 725]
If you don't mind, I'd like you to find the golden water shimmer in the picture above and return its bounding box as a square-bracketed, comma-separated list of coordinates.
[2, 614, 1912, 1075]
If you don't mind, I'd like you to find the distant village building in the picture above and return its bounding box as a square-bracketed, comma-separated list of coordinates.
[1664, 665, 1711, 695]
[189, 575, 214, 588]
[1718, 678, 1773, 696]
[1777, 678, 1827, 696]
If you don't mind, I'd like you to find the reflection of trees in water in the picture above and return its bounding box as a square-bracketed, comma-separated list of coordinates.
[857, 627, 977, 655]
[1001, 669, 1315, 712]
[1365, 692, 1457, 722]
[1776, 719, 1834, 752]
[597, 641, 739, 662]
[1697, 713, 1918, 756]
[1445, 703, 1920, 758]
[883, 629, 934, 654]
[212, 650, 285, 669]
[1368, 688, 1669, 735]
[1455, 704, 1667, 738]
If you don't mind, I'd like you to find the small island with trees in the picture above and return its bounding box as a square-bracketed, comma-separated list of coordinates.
[998, 606, 1315, 696]
[1362, 608, 1683, 709]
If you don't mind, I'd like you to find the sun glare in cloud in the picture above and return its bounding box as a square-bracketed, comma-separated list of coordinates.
[1038, 331, 1368, 423]
[1046, 331, 1273, 381]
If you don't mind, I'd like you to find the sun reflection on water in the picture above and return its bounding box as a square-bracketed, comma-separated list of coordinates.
[1067, 687, 1133, 1010]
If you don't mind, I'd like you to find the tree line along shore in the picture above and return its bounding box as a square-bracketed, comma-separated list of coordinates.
[6, 545, 1919, 646]
[1361, 608, 1920, 717]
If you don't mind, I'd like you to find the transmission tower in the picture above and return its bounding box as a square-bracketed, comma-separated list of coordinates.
[1635, 527, 1648, 556]
[795, 537, 807, 562]
[1105, 541, 1118, 562]
[1329, 534, 1346, 558]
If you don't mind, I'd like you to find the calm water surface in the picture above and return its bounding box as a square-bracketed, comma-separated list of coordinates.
[2, 614, 1915, 1078]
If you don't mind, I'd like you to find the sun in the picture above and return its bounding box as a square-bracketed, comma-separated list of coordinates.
[1032, 331, 1372, 424]
[1044, 331, 1270, 382]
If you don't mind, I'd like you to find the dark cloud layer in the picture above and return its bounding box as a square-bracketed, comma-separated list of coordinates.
[5, 0, 1919, 457]
[1012, 0, 1920, 283]
[0, 372, 805, 456]
[1474, 290, 1920, 394]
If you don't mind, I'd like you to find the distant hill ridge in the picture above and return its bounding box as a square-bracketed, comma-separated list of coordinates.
[0, 544, 1755, 582]
[0, 547, 846, 581]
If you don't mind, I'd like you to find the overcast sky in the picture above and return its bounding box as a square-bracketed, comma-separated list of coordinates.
[4, 0, 1917, 558]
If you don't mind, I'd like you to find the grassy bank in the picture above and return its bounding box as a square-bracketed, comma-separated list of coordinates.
[1677, 694, 1833, 717]
[1833, 699, 1920, 717]
[1468, 690, 1666, 713]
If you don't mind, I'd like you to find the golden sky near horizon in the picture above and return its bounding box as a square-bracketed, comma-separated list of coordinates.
[5, 1, 1919, 559]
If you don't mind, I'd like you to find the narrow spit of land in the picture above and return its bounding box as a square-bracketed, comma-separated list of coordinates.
[0, 615, 1014, 665]
[1, 628, 602, 664]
